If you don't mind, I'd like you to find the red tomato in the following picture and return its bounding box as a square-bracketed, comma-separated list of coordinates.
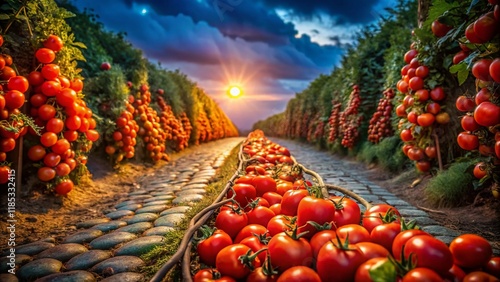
[472, 59, 493, 81]
[296, 196, 335, 239]
[474, 12, 498, 43]
[234, 224, 268, 243]
[38, 104, 56, 121]
[246, 267, 278, 282]
[193, 268, 236, 282]
[215, 209, 248, 240]
[56, 88, 77, 107]
[27, 145, 46, 161]
[331, 196, 361, 227]
[316, 239, 366, 282]
[35, 48, 55, 64]
[0, 166, 9, 184]
[43, 35, 64, 52]
[46, 118, 65, 133]
[276, 181, 293, 195]
[392, 229, 430, 260]
[356, 242, 390, 260]
[463, 271, 499, 282]
[197, 229, 233, 267]
[354, 257, 388, 282]
[55, 163, 71, 176]
[490, 58, 500, 83]
[246, 206, 275, 227]
[426, 102, 441, 115]
[41, 64, 60, 80]
[276, 266, 321, 282]
[430, 86, 446, 101]
[417, 113, 435, 127]
[268, 232, 313, 272]
[453, 50, 470, 65]
[51, 139, 70, 155]
[404, 235, 453, 275]
[457, 132, 479, 151]
[310, 230, 338, 258]
[336, 224, 371, 244]
[485, 256, 500, 278]
[402, 267, 443, 282]
[449, 234, 493, 269]
[227, 183, 257, 208]
[370, 222, 401, 251]
[280, 189, 309, 216]
[40, 132, 58, 147]
[216, 244, 259, 280]
[37, 166, 56, 182]
[473, 162, 488, 179]
[461, 115, 481, 132]
[7, 76, 29, 93]
[474, 101, 500, 127]
[262, 192, 282, 206]
[240, 235, 268, 264]
[252, 175, 277, 197]
[431, 20, 452, 37]
[54, 179, 74, 195]
[4, 90, 25, 110]
[85, 129, 100, 142]
[266, 215, 292, 237]
[404, 49, 418, 64]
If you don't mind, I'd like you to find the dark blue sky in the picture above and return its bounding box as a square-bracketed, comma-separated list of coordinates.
[72, 0, 397, 130]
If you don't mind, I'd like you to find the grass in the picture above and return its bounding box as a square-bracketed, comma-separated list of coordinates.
[357, 137, 409, 173]
[424, 159, 476, 207]
[141, 143, 242, 281]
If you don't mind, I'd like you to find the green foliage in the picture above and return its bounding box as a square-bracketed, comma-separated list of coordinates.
[425, 160, 476, 207]
[357, 137, 409, 173]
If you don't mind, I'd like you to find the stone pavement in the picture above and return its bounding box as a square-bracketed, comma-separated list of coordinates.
[2, 136, 498, 281]
[0, 137, 244, 282]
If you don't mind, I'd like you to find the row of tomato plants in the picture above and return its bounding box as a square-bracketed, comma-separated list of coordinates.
[0, 32, 238, 193]
[190, 130, 499, 281]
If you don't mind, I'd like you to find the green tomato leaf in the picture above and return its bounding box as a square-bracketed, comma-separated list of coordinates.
[369, 259, 397, 282]
[0, 13, 9, 20]
[449, 63, 466, 74]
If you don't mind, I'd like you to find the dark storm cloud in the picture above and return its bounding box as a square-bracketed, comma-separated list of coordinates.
[121, 0, 297, 44]
[258, 0, 384, 24]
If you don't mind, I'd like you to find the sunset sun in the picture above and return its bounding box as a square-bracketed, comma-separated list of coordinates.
[228, 86, 242, 98]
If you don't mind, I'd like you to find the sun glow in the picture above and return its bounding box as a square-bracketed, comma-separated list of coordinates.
[228, 86, 242, 98]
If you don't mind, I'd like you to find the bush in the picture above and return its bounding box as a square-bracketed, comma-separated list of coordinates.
[425, 160, 476, 207]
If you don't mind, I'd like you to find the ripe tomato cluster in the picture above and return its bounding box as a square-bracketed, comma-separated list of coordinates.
[337, 85, 362, 148]
[0, 35, 36, 183]
[26, 35, 99, 195]
[327, 101, 342, 143]
[396, 45, 449, 173]
[156, 95, 189, 151]
[132, 84, 170, 163]
[192, 130, 500, 282]
[368, 88, 395, 144]
[106, 99, 138, 162]
[445, 0, 500, 195]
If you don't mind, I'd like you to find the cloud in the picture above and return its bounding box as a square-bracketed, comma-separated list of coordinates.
[258, 0, 387, 24]
[70, 0, 393, 130]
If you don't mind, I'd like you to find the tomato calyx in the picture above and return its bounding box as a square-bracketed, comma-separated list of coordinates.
[238, 248, 266, 271]
[307, 185, 325, 199]
[193, 225, 217, 243]
[331, 233, 358, 251]
[285, 223, 309, 240]
[307, 220, 335, 231]
[260, 252, 279, 277]
[365, 208, 400, 224]
[400, 218, 420, 231]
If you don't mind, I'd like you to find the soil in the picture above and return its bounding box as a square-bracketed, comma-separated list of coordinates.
[1, 144, 499, 254]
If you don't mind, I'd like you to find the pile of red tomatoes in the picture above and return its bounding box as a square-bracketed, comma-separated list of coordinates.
[191, 130, 500, 282]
